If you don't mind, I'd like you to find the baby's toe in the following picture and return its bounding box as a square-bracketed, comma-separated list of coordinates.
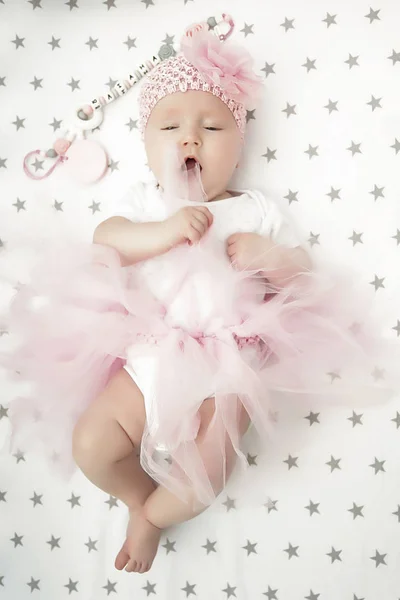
[138, 562, 148, 574]
[125, 559, 136, 573]
[115, 548, 130, 571]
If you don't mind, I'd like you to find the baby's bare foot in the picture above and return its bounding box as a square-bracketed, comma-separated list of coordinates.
[115, 508, 162, 574]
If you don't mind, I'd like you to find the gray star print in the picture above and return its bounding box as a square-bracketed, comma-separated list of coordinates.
[47, 535, 61, 550]
[264, 586, 278, 600]
[222, 583, 236, 598]
[391, 412, 400, 428]
[391, 139, 400, 154]
[54, 200, 63, 211]
[306, 591, 320, 600]
[67, 77, 80, 91]
[284, 454, 298, 469]
[11, 533, 24, 547]
[86, 37, 98, 50]
[365, 8, 381, 23]
[67, 492, 81, 508]
[367, 95, 382, 111]
[309, 232, 320, 247]
[162, 538, 176, 554]
[27, 577, 40, 592]
[305, 500, 320, 516]
[261, 62, 275, 77]
[29, 0, 42, 8]
[12, 35, 25, 49]
[345, 54, 360, 68]
[0, 76, 5, 86]
[223, 496, 236, 511]
[369, 184, 385, 200]
[202, 539, 217, 554]
[85, 537, 98, 552]
[325, 99, 339, 113]
[326, 186, 341, 201]
[302, 58, 317, 72]
[305, 411, 320, 425]
[347, 141, 362, 155]
[370, 550, 387, 567]
[241, 23, 254, 36]
[262, 148, 277, 162]
[388, 49, 400, 65]
[282, 102, 296, 118]
[124, 36, 137, 50]
[30, 76, 43, 90]
[14, 450, 26, 462]
[105, 495, 118, 509]
[65, 0, 79, 10]
[182, 581, 196, 597]
[323, 12, 337, 27]
[30, 492, 43, 507]
[305, 144, 319, 159]
[281, 18, 295, 32]
[64, 578, 78, 593]
[162, 34, 175, 45]
[142, 0, 155, 7]
[13, 199, 26, 212]
[89, 201, 101, 214]
[285, 190, 299, 204]
[0, 405, 8, 419]
[326, 455, 341, 471]
[370, 275, 385, 291]
[108, 159, 119, 172]
[284, 543, 299, 559]
[247, 453, 257, 466]
[33, 158, 44, 171]
[369, 457, 385, 474]
[349, 231, 363, 245]
[103, 579, 117, 594]
[392, 505, 400, 522]
[126, 118, 138, 131]
[243, 540, 258, 555]
[48, 36, 61, 50]
[392, 230, 400, 245]
[348, 503, 364, 519]
[246, 109, 256, 122]
[265, 498, 278, 513]
[142, 580, 156, 595]
[348, 411, 363, 427]
[327, 546, 342, 563]
[0, 490, 7, 501]
[12, 116, 25, 130]
[50, 118, 62, 132]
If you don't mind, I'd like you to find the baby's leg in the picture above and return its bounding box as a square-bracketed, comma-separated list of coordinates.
[143, 396, 250, 529]
[72, 368, 156, 509]
[72, 368, 162, 574]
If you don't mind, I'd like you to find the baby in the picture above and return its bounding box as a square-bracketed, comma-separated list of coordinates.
[70, 24, 311, 574]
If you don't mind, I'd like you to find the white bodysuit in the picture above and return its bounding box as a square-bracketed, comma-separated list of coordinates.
[110, 181, 300, 432]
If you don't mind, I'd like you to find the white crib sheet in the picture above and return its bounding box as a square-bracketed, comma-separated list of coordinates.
[1, 1, 400, 599]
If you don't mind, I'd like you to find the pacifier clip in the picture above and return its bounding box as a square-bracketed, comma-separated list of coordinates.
[23, 13, 235, 184]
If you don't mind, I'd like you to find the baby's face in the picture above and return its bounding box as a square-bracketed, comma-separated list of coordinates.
[144, 90, 243, 201]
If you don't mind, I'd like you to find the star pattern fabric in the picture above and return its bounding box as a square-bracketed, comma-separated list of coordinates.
[0, 0, 399, 599]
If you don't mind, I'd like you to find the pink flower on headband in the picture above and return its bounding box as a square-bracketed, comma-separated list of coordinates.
[180, 29, 263, 108]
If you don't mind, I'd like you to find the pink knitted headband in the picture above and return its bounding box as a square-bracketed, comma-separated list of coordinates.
[138, 18, 264, 140]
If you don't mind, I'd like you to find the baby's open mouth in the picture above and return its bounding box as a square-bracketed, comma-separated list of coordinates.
[182, 157, 202, 172]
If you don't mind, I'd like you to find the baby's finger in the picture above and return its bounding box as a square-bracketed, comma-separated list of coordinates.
[191, 213, 209, 232]
[193, 206, 213, 227]
[187, 225, 202, 245]
[190, 218, 207, 237]
[226, 242, 236, 257]
[227, 233, 239, 245]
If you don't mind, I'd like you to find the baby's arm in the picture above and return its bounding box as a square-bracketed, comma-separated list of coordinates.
[94, 206, 213, 267]
[93, 217, 172, 266]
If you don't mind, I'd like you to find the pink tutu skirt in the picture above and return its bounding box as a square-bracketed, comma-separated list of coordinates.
[1, 238, 399, 509]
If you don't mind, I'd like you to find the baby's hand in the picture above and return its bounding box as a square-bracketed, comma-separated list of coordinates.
[226, 232, 274, 271]
[164, 206, 213, 247]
